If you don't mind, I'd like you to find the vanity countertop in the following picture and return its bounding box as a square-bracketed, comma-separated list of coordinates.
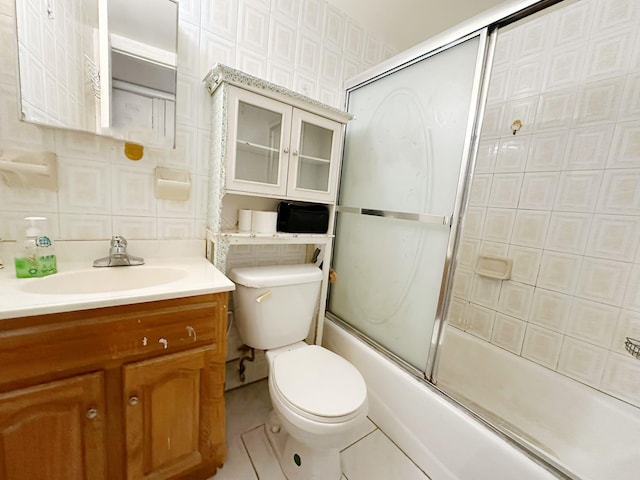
[0, 240, 235, 320]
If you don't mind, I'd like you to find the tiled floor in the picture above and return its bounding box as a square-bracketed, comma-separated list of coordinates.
[211, 379, 430, 480]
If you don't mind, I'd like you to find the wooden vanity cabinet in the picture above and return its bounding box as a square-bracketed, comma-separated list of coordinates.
[0, 292, 228, 480]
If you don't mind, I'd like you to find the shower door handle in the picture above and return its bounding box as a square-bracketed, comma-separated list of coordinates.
[337, 206, 450, 226]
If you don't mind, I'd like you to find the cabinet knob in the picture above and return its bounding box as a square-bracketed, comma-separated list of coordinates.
[292, 150, 298, 156]
[86, 408, 98, 419]
[128, 396, 140, 406]
[283, 147, 289, 154]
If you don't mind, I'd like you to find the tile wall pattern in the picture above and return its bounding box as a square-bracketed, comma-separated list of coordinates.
[0, 0, 396, 241]
[450, 0, 640, 407]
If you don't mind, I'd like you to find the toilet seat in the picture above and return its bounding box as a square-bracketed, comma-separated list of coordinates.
[271, 345, 367, 424]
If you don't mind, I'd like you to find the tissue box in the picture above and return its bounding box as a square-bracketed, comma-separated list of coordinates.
[276, 202, 329, 234]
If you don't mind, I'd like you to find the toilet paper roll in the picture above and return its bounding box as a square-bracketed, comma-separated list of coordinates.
[251, 211, 277, 233]
[238, 209, 252, 232]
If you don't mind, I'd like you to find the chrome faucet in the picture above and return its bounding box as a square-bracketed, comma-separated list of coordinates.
[93, 235, 144, 267]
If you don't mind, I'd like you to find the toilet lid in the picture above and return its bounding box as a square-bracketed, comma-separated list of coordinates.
[272, 345, 367, 419]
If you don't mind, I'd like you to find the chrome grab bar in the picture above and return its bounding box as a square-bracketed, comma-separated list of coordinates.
[337, 206, 450, 226]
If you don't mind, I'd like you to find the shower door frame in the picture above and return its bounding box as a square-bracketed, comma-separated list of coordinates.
[326, 28, 490, 381]
[327, 0, 567, 380]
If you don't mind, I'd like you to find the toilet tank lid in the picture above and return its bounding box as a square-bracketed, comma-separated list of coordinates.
[228, 264, 322, 288]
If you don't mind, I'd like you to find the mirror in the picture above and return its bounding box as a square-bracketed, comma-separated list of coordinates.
[14, 0, 178, 148]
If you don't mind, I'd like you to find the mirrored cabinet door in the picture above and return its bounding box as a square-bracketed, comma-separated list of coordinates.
[226, 86, 291, 196]
[288, 109, 341, 202]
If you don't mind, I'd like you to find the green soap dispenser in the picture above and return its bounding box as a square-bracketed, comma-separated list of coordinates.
[14, 216, 57, 278]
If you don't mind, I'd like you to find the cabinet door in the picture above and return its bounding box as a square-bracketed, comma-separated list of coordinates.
[226, 85, 292, 196]
[288, 108, 343, 202]
[123, 346, 224, 480]
[0, 373, 107, 480]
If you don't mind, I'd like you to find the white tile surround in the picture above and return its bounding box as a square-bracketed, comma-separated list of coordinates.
[0, 0, 396, 242]
[452, 0, 640, 407]
[217, 379, 430, 480]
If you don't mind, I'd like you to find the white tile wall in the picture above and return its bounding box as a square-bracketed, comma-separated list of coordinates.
[0, 0, 396, 242]
[450, 0, 640, 408]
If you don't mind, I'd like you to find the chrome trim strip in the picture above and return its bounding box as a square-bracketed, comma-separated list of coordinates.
[425, 27, 494, 382]
[337, 206, 449, 226]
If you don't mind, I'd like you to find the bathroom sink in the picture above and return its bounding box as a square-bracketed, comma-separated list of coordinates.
[19, 266, 188, 295]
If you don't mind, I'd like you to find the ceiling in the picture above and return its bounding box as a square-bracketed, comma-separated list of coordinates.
[325, 0, 511, 51]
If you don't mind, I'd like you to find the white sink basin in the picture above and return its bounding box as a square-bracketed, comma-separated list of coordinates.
[20, 267, 188, 295]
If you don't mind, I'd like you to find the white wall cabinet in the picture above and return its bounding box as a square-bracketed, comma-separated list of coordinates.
[225, 85, 343, 203]
[204, 64, 352, 345]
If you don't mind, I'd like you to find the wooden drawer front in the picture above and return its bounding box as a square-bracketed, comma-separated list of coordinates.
[0, 293, 228, 390]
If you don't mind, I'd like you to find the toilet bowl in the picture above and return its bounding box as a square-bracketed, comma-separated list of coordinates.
[227, 264, 369, 479]
[266, 343, 368, 479]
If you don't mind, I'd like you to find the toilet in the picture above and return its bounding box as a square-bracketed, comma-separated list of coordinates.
[228, 263, 368, 480]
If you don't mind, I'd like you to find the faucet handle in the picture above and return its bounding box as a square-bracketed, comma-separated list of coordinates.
[111, 235, 127, 247]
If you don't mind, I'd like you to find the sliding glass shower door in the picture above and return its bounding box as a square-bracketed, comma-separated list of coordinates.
[328, 33, 486, 373]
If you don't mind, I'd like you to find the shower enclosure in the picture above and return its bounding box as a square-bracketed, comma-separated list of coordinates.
[328, 0, 640, 478]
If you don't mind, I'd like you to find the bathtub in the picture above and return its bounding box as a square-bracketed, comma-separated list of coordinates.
[436, 326, 640, 480]
[323, 319, 640, 480]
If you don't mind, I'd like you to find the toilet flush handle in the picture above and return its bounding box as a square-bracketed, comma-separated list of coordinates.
[255, 291, 272, 303]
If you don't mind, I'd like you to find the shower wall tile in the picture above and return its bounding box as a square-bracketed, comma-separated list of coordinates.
[447, 298, 468, 330]
[585, 215, 640, 262]
[466, 303, 496, 341]
[611, 309, 640, 354]
[518, 172, 559, 210]
[462, 207, 486, 239]
[491, 313, 526, 354]
[482, 208, 515, 244]
[467, 0, 640, 404]
[537, 251, 581, 294]
[554, 170, 602, 212]
[475, 139, 499, 173]
[503, 97, 537, 137]
[495, 137, 530, 173]
[471, 275, 502, 309]
[511, 209, 550, 248]
[544, 212, 592, 254]
[557, 337, 608, 387]
[534, 89, 576, 132]
[566, 298, 618, 347]
[488, 173, 523, 208]
[619, 78, 640, 121]
[596, 169, 640, 215]
[525, 131, 567, 172]
[508, 245, 542, 285]
[468, 174, 492, 206]
[563, 125, 613, 170]
[529, 288, 571, 333]
[521, 324, 563, 369]
[601, 352, 640, 407]
[498, 281, 534, 320]
[574, 78, 624, 126]
[607, 120, 640, 167]
[575, 257, 631, 306]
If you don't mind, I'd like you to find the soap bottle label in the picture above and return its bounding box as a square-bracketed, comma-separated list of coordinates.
[14, 236, 57, 278]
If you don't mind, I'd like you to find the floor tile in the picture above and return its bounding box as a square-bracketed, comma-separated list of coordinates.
[341, 430, 431, 480]
[242, 425, 287, 480]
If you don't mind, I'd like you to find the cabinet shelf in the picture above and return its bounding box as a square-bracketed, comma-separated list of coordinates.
[300, 154, 331, 164]
[237, 139, 280, 154]
[209, 229, 332, 245]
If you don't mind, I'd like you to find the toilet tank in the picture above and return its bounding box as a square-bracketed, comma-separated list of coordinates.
[228, 264, 323, 350]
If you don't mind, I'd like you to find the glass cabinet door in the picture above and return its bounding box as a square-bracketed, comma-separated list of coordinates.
[226, 86, 292, 195]
[288, 109, 341, 201]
